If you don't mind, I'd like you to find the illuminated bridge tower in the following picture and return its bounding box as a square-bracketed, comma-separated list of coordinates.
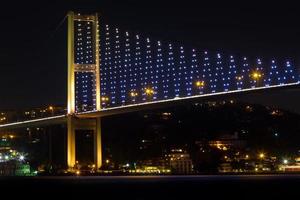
[67, 12, 102, 170]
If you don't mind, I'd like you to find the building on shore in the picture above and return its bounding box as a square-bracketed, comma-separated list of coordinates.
[165, 148, 193, 174]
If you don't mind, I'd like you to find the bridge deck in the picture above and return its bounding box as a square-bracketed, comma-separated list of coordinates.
[0, 115, 67, 131]
[0, 82, 299, 131]
[77, 82, 300, 118]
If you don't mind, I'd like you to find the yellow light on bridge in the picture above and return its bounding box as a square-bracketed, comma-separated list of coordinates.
[101, 97, 109, 102]
[130, 91, 138, 97]
[236, 76, 243, 81]
[195, 80, 205, 87]
[49, 106, 54, 111]
[251, 71, 262, 80]
[145, 88, 154, 95]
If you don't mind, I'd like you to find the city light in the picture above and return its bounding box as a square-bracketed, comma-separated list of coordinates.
[19, 155, 25, 161]
[129, 167, 171, 174]
[259, 153, 265, 159]
[283, 159, 288, 164]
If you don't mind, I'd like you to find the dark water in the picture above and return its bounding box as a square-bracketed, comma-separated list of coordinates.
[1, 175, 299, 199]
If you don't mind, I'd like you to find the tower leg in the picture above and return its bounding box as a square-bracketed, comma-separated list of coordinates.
[94, 117, 102, 170]
[67, 116, 76, 169]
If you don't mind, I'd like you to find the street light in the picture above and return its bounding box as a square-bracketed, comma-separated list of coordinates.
[19, 155, 25, 161]
[259, 153, 265, 159]
[49, 106, 54, 116]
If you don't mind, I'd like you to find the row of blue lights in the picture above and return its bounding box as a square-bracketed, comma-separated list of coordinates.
[74, 22, 300, 111]
[99, 25, 299, 108]
[74, 21, 96, 112]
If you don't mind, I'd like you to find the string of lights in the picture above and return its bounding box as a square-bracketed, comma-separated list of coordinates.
[74, 20, 300, 111]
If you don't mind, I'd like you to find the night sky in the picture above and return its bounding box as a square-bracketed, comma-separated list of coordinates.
[0, 0, 300, 112]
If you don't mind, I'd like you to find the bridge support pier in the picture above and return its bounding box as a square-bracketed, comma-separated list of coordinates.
[67, 116, 76, 169]
[94, 118, 102, 169]
[67, 116, 102, 171]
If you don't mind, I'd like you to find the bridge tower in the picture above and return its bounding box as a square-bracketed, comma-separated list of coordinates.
[67, 11, 102, 170]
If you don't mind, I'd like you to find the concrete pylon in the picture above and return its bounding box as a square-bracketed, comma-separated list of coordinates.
[67, 116, 102, 170]
[67, 11, 102, 171]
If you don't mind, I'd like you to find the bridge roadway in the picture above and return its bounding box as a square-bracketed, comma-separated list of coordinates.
[0, 82, 299, 131]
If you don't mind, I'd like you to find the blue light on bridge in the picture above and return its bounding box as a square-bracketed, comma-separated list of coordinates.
[74, 20, 96, 112]
[74, 22, 300, 111]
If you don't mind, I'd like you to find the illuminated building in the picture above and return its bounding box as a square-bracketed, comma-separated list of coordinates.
[196, 133, 246, 151]
[166, 148, 193, 174]
[133, 156, 171, 174]
[208, 140, 246, 151]
[218, 162, 232, 173]
[279, 157, 300, 172]
[0, 161, 33, 176]
[0, 134, 33, 176]
[129, 166, 171, 174]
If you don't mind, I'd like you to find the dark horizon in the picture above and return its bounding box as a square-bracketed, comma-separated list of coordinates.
[1, 0, 300, 113]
